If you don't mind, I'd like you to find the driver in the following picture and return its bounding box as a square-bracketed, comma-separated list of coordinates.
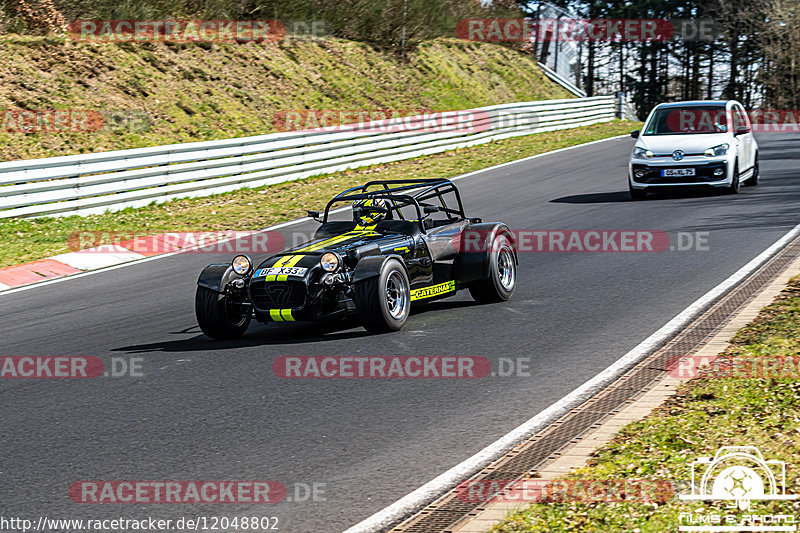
[352, 198, 389, 227]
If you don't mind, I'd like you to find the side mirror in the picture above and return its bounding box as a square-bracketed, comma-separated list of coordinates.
[423, 205, 440, 214]
[735, 125, 750, 135]
[630, 130, 640, 139]
[307, 210, 321, 221]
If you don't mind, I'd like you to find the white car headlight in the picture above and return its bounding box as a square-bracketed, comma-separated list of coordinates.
[320, 252, 340, 272]
[633, 147, 654, 159]
[232, 255, 253, 275]
[704, 143, 729, 156]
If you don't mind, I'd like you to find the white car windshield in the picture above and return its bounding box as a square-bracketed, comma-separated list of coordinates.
[643, 106, 728, 135]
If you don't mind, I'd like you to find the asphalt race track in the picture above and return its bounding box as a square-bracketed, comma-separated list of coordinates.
[2, 132, 799, 532]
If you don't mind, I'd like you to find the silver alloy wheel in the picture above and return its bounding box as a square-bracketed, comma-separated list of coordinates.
[497, 246, 515, 291]
[385, 271, 409, 320]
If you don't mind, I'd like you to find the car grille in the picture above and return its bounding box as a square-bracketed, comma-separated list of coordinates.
[249, 280, 307, 310]
[632, 162, 726, 184]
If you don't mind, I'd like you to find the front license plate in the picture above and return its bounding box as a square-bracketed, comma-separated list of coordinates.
[661, 168, 696, 177]
[254, 267, 308, 278]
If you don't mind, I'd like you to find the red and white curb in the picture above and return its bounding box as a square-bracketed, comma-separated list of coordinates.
[0, 242, 154, 291]
[0, 257, 87, 289]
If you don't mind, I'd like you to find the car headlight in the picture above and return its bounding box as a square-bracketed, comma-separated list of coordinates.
[231, 255, 253, 275]
[704, 143, 729, 156]
[320, 252, 340, 272]
[633, 147, 654, 159]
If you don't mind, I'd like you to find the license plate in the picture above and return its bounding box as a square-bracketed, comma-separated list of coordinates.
[254, 267, 308, 278]
[661, 168, 696, 177]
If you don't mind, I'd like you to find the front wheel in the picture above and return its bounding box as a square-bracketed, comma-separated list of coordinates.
[745, 154, 759, 186]
[629, 183, 647, 200]
[195, 286, 251, 339]
[469, 233, 516, 304]
[726, 162, 740, 194]
[353, 259, 411, 333]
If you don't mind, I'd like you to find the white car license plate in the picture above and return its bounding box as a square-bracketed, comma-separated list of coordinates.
[255, 267, 308, 277]
[661, 168, 696, 177]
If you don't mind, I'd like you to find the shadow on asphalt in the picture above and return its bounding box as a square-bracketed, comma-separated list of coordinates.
[550, 188, 728, 204]
[112, 299, 479, 353]
[550, 191, 632, 203]
[112, 324, 370, 352]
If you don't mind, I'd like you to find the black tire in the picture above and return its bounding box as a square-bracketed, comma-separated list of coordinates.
[469, 233, 516, 304]
[745, 154, 759, 186]
[726, 162, 740, 194]
[195, 285, 251, 339]
[353, 259, 410, 333]
[629, 182, 647, 200]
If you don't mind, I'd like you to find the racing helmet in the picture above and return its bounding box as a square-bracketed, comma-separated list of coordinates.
[352, 198, 388, 226]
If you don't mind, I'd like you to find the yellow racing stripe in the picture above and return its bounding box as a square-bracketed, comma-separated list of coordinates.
[354, 223, 378, 231]
[295, 230, 376, 252]
[268, 309, 295, 321]
[273, 254, 304, 267]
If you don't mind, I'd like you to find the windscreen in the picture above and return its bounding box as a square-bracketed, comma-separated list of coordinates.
[643, 106, 728, 135]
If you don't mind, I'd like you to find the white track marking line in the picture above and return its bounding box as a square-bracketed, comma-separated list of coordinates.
[0, 135, 629, 298]
[52, 246, 146, 270]
[342, 221, 800, 533]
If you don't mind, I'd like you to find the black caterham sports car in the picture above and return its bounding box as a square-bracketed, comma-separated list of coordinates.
[195, 178, 517, 337]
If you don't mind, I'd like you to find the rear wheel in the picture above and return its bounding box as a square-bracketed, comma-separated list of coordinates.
[469, 233, 516, 304]
[195, 286, 251, 339]
[354, 259, 410, 333]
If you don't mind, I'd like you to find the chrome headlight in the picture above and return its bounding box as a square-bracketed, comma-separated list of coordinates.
[704, 143, 729, 156]
[231, 255, 253, 275]
[320, 252, 340, 272]
[633, 147, 654, 159]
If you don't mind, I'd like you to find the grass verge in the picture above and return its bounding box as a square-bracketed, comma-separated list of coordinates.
[0, 37, 571, 160]
[493, 274, 800, 532]
[0, 120, 639, 268]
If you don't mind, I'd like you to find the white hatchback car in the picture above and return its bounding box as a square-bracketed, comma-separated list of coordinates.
[628, 100, 758, 199]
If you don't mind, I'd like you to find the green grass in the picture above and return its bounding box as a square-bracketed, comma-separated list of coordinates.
[493, 276, 800, 532]
[0, 37, 572, 161]
[0, 120, 638, 268]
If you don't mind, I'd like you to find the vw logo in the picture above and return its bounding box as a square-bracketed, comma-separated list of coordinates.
[672, 150, 685, 161]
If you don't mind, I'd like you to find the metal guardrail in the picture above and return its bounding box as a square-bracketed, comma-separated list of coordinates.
[537, 62, 587, 98]
[0, 96, 615, 218]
